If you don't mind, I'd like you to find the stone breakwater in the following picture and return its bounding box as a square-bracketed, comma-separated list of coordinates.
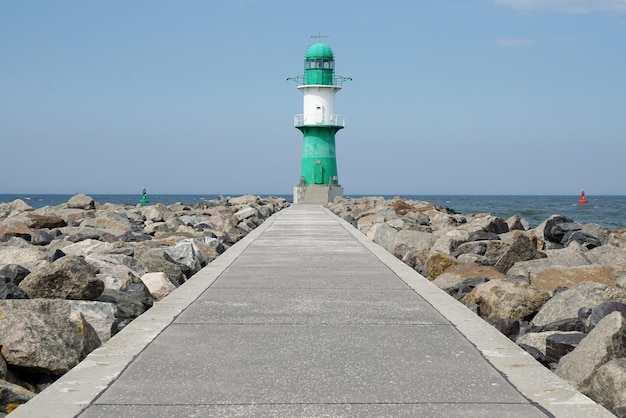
[328, 196, 626, 416]
[0, 193, 288, 414]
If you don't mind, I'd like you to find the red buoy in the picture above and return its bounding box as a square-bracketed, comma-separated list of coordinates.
[579, 190, 588, 204]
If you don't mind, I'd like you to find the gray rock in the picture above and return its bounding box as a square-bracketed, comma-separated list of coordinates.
[164, 239, 207, 278]
[461, 278, 550, 320]
[516, 330, 582, 357]
[60, 239, 113, 256]
[97, 289, 146, 330]
[68, 300, 118, 343]
[430, 230, 470, 255]
[507, 245, 592, 278]
[30, 229, 54, 246]
[19, 255, 104, 300]
[447, 277, 489, 301]
[179, 215, 210, 228]
[586, 301, 626, 332]
[143, 221, 170, 235]
[0, 379, 36, 414]
[488, 317, 521, 340]
[0, 245, 46, 272]
[586, 245, 626, 265]
[45, 248, 65, 262]
[581, 223, 610, 246]
[0, 282, 28, 300]
[0, 299, 100, 375]
[561, 230, 602, 249]
[506, 214, 529, 231]
[373, 223, 399, 253]
[85, 255, 141, 291]
[587, 358, 626, 412]
[467, 215, 509, 234]
[67, 193, 96, 210]
[531, 283, 608, 328]
[136, 249, 185, 286]
[0, 264, 30, 285]
[0, 199, 33, 219]
[494, 234, 547, 274]
[542, 215, 582, 244]
[555, 311, 626, 393]
[545, 332, 586, 362]
[25, 213, 66, 229]
[391, 230, 436, 260]
[234, 206, 259, 221]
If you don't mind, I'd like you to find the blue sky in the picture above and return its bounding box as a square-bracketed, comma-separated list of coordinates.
[2, 1, 625, 195]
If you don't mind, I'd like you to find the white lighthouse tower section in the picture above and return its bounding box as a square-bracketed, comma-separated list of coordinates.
[297, 85, 343, 126]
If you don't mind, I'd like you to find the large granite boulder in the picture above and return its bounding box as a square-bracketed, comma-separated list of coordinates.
[391, 230, 437, 260]
[85, 254, 141, 291]
[556, 311, 626, 394]
[430, 229, 470, 255]
[25, 213, 66, 229]
[0, 199, 33, 219]
[465, 215, 509, 235]
[530, 283, 608, 330]
[19, 255, 104, 300]
[97, 289, 146, 330]
[541, 215, 582, 246]
[461, 278, 550, 321]
[373, 222, 399, 253]
[530, 265, 617, 292]
[68, 300, 118, 343]
[140, 272, 176, 301]
[59, 239, 113, 256]
[164, 239, 207, 278]
[587, 358, 626, 413]
[494, 234, 547, 274]
[0, 299, 100, 375]
[67, 193, 96, 210]
[0, 244, 46, 272]
[423, 252, 457, 280]
[136, 249, 186, 286]
[506, 215, 529, 231]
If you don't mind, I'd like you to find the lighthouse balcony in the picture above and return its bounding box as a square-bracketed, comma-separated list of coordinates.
[294, 114, 345, 128]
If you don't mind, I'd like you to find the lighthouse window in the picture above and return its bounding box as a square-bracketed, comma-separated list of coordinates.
[306, 59, 334, 69]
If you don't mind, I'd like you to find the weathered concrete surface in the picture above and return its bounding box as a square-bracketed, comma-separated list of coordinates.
[11, 205, 611, 417]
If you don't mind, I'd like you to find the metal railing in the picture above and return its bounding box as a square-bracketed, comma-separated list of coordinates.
[287, 75, 352, 87]
[294, 114, 345, 127]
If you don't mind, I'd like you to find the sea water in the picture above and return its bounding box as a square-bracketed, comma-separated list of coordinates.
[1, 194, 625, 229]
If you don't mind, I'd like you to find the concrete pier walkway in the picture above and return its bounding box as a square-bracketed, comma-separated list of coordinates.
[13, 205, 611, 417]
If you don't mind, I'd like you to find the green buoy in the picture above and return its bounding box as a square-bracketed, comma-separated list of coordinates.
[139, 187, 149, 205]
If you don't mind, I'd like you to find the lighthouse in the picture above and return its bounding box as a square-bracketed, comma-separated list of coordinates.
[288, 41, 351, 204]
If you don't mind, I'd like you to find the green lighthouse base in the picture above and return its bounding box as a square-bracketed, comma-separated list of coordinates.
[293, 184, 343, 204]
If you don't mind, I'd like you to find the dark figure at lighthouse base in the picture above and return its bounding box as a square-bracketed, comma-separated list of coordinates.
[288, 41, 351, 204]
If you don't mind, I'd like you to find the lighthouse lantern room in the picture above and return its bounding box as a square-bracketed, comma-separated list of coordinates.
[288, 41, 351, 204]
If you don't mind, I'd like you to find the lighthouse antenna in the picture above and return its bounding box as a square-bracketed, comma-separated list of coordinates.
[311, 33, 329, 42]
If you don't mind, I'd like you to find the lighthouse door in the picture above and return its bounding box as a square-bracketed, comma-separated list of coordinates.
[313, 161, 324, 184]
[315, 105, 324, 124]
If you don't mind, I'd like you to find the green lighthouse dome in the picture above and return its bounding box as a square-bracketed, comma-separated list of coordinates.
[305, 43, 334, 60]
[304, 43, 335, 85]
